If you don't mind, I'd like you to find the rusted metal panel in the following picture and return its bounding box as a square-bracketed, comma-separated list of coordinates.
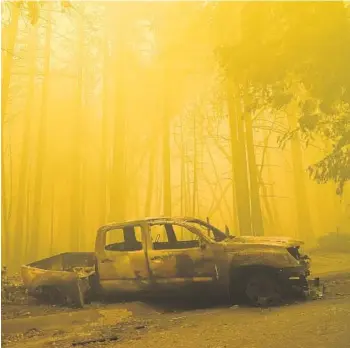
[22, 217, 314, 306]
[98, 251, 150, 282]
[147, 249, 217, 279]
[99, 279, 151, 293]
[22, 265, 79, 290]
[144, 219, 229, 289]
[96, 222, 151, 293]
[21, 252, 95, 307]
[224, 243, 305, 270]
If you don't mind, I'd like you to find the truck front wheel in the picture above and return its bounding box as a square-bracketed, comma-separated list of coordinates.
[243, 272, 282, 307]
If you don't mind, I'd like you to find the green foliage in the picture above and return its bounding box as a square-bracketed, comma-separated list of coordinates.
[308, 110, 350, 194]
[278, 102, 350, 193]
[218, 2, 350, 192]
[219, 2, 350, 103]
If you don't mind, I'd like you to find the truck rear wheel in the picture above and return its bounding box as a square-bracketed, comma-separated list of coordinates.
[244, 272, 282, 307]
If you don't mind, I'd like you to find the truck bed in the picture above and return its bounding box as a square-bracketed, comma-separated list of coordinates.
[21, 252, 96, 307]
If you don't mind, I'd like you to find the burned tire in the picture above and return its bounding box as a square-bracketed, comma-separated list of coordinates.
[243, 272, 283, 307]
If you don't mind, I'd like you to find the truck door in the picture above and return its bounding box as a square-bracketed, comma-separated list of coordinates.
[146, 222, 218, 286]
[96, 224, 150, 293]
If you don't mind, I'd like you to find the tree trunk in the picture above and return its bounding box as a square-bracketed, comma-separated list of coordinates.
[145, 149, 155, 217]
[226, 82, 252, 235]
[1, 3, 20, 114]
[28, 7, 52, 263]
[100, 31, 110, 225]
[192, 111, 198, 216]
[286, 100, 314, 244]
[186, 153, 191, 216]
[258, 135, 276, 234]
[162, 66, 172, 216]
[69, 10, 85, 251]
[162, 113, 172, 216]
[110, 78, 127, 221]
[109, 4, 128, 222]
[24, 180, 31, 260]
[213, 128, 239, 233]
[180, 119, 186, 216]
[50, 183, 55, 255]
[1, 2, 20, 268]
[14, 25, 38, 263]
[206, 143, 234, 224]
[245, 111, 264, 236]
[265, 148, 282, 234]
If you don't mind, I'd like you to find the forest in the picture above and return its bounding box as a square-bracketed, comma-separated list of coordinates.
[1, 1, 350, 273]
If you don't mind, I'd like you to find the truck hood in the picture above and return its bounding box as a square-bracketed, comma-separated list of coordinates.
[225, 235, 303, 248]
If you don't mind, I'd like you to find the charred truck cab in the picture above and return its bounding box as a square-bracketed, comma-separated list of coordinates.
[22, 217, 320, 307]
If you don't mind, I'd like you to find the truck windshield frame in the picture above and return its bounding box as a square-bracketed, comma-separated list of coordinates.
[182, 219, 229, 242]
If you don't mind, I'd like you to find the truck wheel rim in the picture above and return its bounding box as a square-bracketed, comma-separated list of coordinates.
[245, 275, 281, 306]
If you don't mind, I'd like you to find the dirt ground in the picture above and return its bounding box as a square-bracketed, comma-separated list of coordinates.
[308, 249, 350, 276]
[2, 251, 350, 348]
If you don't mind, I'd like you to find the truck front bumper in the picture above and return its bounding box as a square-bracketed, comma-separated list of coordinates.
[279, 265, 324, 299]
[306, 277, 324, 299]
[284, 274, 324, 299]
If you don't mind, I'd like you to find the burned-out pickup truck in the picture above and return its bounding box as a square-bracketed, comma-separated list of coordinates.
[21, 217, 320, 307]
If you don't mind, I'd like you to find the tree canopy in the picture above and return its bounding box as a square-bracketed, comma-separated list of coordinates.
[218, 2, 350, 192]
